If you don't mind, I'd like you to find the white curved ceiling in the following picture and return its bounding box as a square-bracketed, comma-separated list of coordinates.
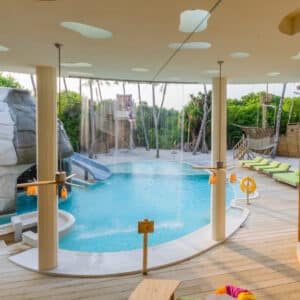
[0, 0, 299, 83]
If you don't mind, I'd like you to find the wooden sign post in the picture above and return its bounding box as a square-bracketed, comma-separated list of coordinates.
[138, 218, 154, 275]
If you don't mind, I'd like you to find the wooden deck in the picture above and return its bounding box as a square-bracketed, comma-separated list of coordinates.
[1, 167, 299, 300]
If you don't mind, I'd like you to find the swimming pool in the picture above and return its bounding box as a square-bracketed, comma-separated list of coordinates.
[1, 161, 235, 252]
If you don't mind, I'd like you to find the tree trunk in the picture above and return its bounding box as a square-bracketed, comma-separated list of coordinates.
[138, 83, 150, 150]
[30, 74, 36, 97]
[272, 83, 287, 158]
[88, 80, 96, 159]
[152, 83, 168, 158]
[63, 77, 69, 94]
[201, 124, 208, 153]
[96, 80, 103, 102]
[193, 84, 209, 155]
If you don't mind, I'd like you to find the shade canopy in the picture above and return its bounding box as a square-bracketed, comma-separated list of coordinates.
[0, 0, 299, 83]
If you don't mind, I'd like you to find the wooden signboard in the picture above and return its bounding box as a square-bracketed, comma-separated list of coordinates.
[138, 219, 154, 234]
[138, 219, 154, 275]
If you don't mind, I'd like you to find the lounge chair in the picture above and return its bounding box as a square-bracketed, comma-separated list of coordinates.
[273, 170, 299, 187]
[253, 161, 280, 171]
[262, 162, 291, 175]
[239, 156, 262, 166]
[243, 158, 270, 168]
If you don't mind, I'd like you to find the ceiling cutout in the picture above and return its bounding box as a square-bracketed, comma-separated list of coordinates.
[205, 70, 219, 75]
[168, 76, 181, 81]
[131, 67, 149, 72]
[266, 72, 280, 77]
[291, 52, 300, 60]
[168, 42, 211, 50]
[68, 71, 94, 77]
[179, 10, 210, 33]
[230, 52, 250, 59]
[62, 62, 92, 68]
[61, 22, 112, 39]
[0, 45, 9, 52]
[279, 9, 300, 35]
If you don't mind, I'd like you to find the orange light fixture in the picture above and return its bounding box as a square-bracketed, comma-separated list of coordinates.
[209, 173, 217, 185]
[60, 186, 68, 201]
[26, 185, 37, 196]
[229, 173, 237, 183]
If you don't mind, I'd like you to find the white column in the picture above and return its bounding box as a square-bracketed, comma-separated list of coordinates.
[36, 66, 58, 271]
[211, 77, 227, 241]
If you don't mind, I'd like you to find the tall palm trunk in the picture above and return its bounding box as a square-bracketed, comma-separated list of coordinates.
[88, 80, 96, 159]
[30, 74, 36, 97]
[96, 80, 103, 102]
[193, 84, 209, 154]
[138, 83, 150, 150]
[152, 83, 167, 158]
[272, 83, 287, 158]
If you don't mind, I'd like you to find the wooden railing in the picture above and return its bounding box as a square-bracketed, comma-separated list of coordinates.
[232, 136, 249, 160]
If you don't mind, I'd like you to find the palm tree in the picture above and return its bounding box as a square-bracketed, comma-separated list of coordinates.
[152, 83, 168, 158]
[193, 84, 211, 154]
[272, 83, 287, 158]
[137, 83, 150, 150]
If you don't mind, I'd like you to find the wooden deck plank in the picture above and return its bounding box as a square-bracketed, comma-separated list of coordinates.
[0, 167, 299, 299]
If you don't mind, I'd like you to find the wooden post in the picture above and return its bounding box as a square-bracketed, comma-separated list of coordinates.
[138, 219, 154, 275]
[211, 75, 227, 241]
[36, 66, 57, 271]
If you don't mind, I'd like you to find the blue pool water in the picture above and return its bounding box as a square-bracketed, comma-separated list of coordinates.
[1, 161, 235, 252]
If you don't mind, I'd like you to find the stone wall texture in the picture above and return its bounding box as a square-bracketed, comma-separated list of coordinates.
[0, 88, 73, 215]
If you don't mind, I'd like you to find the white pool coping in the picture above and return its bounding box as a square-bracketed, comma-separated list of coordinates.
[9, 201, 251, 277]
[0, 210, 75, 244]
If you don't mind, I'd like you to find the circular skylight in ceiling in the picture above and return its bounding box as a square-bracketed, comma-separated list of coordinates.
[230, 52, 250, 59]
[61, 22, 112, 39]
[168, 42, 211, 50]
[291, 52, 300, 60]
[179, 10, 211, 33]
[205, 69, 219, 75]
[0, 45, 9, 52]
[68, 71, 94, 77]
[131, 67, 149, 72]
[62, 62, 92, 68]
[266, 72, 280, 77]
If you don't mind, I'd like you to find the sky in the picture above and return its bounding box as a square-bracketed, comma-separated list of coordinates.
[3, 72, 300, 111]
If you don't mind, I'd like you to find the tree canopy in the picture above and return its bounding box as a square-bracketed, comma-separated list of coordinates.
[0, 73, 21, 88]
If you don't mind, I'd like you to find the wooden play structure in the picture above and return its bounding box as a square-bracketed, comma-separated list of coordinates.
[233, 126, 275, 160]
[277, 123, 300, 157]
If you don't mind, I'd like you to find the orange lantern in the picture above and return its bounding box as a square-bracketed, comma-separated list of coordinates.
[60, 186, 68, 201]
[26, 185, 37, 196]
[209, 173, 217, 185]
[229, 173, 237, 183]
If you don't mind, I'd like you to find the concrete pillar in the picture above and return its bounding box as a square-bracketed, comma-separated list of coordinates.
[36, 66, 57, 271]
[211, 77, 227, 241]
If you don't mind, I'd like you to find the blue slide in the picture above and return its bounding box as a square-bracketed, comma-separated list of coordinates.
[71, 153, 112, 181]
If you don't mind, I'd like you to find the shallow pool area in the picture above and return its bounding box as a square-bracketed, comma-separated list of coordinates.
[2, 161, 236, 253]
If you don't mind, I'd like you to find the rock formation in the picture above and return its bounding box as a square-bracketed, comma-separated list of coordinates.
[0, 88, 73, 215]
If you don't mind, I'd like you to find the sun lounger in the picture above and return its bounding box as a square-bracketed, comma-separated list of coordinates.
[244, 158, 270, 168]
[253, 161, 280, 171]
[239, 156, 262, 166]
[273, 170, 299, 187]
[262, 163, 291, 175]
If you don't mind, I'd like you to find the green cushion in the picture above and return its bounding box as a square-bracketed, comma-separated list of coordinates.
[274, 172, 299, 185]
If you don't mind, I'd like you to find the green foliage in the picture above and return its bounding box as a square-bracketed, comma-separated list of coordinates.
[135, 104, 180, 149]
[57, 91, 81, 151]
[0, 73, 21, 88]
[56, 88, 300, 153]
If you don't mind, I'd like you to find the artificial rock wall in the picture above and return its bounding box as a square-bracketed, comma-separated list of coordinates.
[0, 88, 73, 215]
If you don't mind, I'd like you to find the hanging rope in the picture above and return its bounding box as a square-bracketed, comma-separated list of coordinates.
[151, 0, 223, 82]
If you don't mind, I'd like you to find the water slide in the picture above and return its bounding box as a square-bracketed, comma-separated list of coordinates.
[71, 153, 112, 181]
